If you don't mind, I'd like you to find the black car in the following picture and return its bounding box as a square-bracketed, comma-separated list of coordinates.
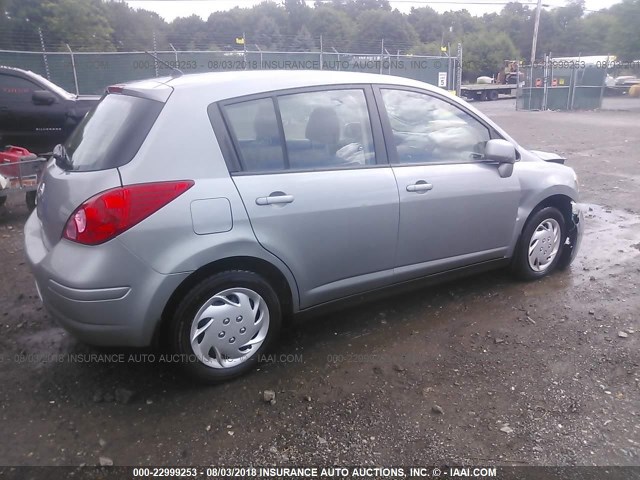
[0, 66, 100, 154]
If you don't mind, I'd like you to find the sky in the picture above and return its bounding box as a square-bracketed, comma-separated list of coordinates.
[126, 0, 624, 22]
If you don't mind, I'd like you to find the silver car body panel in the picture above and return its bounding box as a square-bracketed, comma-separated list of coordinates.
[24, 71, 582, 347]
[232, 169, 400, 308]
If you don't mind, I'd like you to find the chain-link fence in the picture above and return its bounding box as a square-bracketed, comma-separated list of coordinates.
[0, 40, 461, 96]
[516, 56, 607, 111]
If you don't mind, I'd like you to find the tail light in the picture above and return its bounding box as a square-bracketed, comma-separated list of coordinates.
[107, 84, 125, 94]
[63, 181, 194, 245]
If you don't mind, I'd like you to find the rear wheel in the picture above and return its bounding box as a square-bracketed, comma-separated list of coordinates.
[488, 90, 499, 101]
[169, 270, 282, 383]
[512, 207, 566, 280]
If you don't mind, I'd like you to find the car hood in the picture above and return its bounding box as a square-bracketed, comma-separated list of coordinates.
[529, 149, 566, 164]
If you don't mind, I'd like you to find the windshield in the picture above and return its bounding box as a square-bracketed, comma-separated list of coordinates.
[64, 94, 164, 172]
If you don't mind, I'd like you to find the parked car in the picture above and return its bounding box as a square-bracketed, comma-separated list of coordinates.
[0, 66, 100, 154]
[24, 71, 583, 383]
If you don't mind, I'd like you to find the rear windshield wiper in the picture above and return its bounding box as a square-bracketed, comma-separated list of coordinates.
[53, 144, 73, 170]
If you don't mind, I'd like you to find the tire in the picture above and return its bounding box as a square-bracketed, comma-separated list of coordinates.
[512, 206, 566, 280]
[488, 90, 499, 101]
[26, 191, 36, 211]
[169, 270, 282, 384]
[0, 196, 6, 207]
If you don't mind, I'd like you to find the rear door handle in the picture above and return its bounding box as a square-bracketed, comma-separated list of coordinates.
[256, 194, 294, 206]
[406, 181, 433, 193]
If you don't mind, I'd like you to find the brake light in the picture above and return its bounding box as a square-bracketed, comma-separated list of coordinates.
[107, 84, 125, 94]
[63, 181, 194, 245]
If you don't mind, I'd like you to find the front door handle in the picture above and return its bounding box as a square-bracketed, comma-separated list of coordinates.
[406, 181, 433, 193]
[256, 193, 294, 206]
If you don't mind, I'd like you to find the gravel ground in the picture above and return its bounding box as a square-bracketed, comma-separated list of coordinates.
[0, 98, 638, 468]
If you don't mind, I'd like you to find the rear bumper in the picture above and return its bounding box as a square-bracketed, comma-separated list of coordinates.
[24, 212, 190, 347]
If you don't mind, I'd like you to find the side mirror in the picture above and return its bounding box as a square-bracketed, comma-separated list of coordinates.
[484, 139, 516, 164]
[32, 90, 56, 106]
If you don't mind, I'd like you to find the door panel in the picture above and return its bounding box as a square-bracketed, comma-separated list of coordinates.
[0, 74, 66, 152]
[222, 88, 399, 309]
[392, 163, 519, 276]
[377, 87, 520, 277]
[233, 169, 399, 308]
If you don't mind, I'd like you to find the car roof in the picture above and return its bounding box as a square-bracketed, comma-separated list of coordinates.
[125, 70, 441, 102]
[120, 70, 521, 148]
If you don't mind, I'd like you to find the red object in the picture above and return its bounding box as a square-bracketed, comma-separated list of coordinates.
[0, 146, 37, 178]
[63, 180, 194, 245]
[107, 84, 125, 94]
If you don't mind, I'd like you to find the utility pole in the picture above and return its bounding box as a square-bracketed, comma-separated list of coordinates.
[530, 0, 542, 66]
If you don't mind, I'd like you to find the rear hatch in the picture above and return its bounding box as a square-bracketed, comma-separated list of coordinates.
[36, 85, 170, 249]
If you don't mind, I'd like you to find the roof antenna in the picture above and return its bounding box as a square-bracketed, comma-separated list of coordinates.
[144, 51, 183, 77]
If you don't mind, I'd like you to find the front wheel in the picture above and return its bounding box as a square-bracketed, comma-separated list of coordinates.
[512, 207, 566, 280]
[169, 270, 282, 384]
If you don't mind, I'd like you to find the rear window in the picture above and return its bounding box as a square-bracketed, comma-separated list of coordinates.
[64, 94, 163, 172]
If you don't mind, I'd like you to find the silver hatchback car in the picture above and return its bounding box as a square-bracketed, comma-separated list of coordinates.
[25, 71, 583, 383]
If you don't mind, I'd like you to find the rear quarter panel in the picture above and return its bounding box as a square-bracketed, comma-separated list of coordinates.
[115, 89, 301, 309]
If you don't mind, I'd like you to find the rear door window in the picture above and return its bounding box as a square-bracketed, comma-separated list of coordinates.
[278, 89, 376, 169]
[219, 88, 377, 173]
[64, 94, 163, 172]
[222, 98, 286, 172]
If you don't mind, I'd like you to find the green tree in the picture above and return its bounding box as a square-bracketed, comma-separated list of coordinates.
[316, 0, 390, 19]
[168, 15, 208, 50]
[285, 0, 311, 36]
[351, 10, 418, 53]
[579, 12, 616, 56]
[408, 6, 442, 44]
[104, 1, 167, 51]
[207, 8, 248, 50]
[3, 0, 49, 50]
[42, 0, 114, 51]
[607, 0, 640, 60]
[308, 6, 353, 49]
[292, 25, 316, 51]
[254, 16, 282, 50]
[462, 30, 518, 81]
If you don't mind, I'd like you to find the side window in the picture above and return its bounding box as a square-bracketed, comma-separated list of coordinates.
[223, 98, 286, 172]
[277, 89, 376, 169]
[0, 75, 39, 104]
[380, 89, 491, 164]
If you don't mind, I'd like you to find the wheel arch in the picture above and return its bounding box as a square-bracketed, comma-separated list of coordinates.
[527, 194, 574, 229]
[155, 256, 296, 347]
[512, 193, 575, 260]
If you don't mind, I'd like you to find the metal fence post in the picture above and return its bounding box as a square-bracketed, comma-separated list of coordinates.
[245, 33, 249, 70]
[169, 43, 178, 64]
[38, 28, 51, 80]
[319, 35, 323, 70]
[255, 44, 262, 70]
[456, 43, 462, 97]
[380, 39, 384, 74]
[153, 32, 158, 77]
[65, 44, 79, 95]
[598, 54, 609, 109]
